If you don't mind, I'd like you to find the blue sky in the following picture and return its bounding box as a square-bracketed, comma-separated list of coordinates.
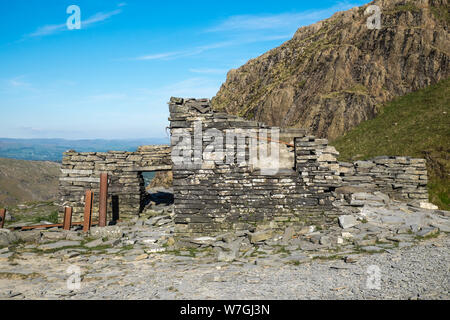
[0, 0, 368, 140]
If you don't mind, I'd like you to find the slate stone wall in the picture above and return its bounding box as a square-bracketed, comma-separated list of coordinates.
[168, 97, 429, 237]
[57, 97, 429, 235]
[58, 146, 171, 222]
[339, 157, 428, 201]
[169, 98, 341, 237]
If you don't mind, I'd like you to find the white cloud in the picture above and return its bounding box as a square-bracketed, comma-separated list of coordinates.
[132, 35, 290, 62]
[135, 51, 184, 61]
[27, 7, 123, 37]
[83, 9, 122, 26]
[206, 2, 362, 32]
[28, 24, 66, 37]
[134, 42, 233, 61]
[9, 76, 31, 88]
[132, 3, 364, 62]
[4, 76, 41, 94]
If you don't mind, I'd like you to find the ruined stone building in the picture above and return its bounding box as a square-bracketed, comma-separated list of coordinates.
[58, 98, 428, 237]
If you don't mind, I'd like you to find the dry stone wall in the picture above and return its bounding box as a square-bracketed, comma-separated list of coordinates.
[169, 98, 430, 237]
[339, 157, 428, 201]
[170, 98, 341, 237]
[58, 146, 171, 221]
[57, 97, 430, 237]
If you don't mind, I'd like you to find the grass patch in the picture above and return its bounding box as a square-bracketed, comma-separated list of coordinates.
[30, 211, 59, 224]
[343, 84, 369, 96]
[0, 272, 41, 280]
[385, 3, 421, 15]
[272, 245, 291, 255]
[430, 3, 450, 25]
[35, 245, 85, 254]
[332, 77, 450, 210]
[82, 245, 111, 252]
[4, 202, 60, 227]
[287, 260, 305, 266]
[415, 230, 441, 241]
[312, 254, 344, 261]
[185, 248, 198, 257]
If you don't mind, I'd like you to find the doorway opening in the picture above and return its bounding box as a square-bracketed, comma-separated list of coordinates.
[139, 171, 173, 214]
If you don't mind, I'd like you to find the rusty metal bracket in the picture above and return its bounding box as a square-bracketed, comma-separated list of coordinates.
[98, 173, 108, 227]
[63, 207, 73, 231]
[83, 190, 94, 233]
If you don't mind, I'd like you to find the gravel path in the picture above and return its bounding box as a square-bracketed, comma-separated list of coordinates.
[1, 234, 448, 300]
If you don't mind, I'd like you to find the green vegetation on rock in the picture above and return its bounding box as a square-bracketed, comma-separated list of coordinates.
[332, 77, 450, 210]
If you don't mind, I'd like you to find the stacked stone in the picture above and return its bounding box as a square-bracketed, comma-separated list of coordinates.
[59, 146, 171, 222]
[339, 156, 428, 201]
[59, 96, 431, 237]
[169, 97, 339, 237]
[137, 145, 172, 170]
[294, 137, 342, 206]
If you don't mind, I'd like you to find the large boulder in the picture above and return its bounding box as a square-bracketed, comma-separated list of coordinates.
[248, 230, 273, 244]
[15, 230, 42, 243]
[216, 240, 241, 262]
[338, 215, 359, 229]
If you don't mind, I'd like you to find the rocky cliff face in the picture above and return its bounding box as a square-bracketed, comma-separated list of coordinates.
[212, 0, 449, 140]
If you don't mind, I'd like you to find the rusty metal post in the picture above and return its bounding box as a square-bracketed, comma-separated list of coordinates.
[83, 190, 93, 233]
[99, 173, 108, 227]
[0, 209, 6, 229]
[63, 207, 73, 231]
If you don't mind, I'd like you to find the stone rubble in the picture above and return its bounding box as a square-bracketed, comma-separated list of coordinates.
[0, 208, 448, 299]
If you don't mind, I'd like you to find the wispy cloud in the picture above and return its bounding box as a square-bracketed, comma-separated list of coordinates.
[189, 68, 229, 75]
[9, 76, 31, 88]
[133, 35, 290, 62]
[134, 41, 234, 61]
[83, 9, 122, 26]
[4, 75, 40, 93]
[206, 2, 361, 32]
[27, 7, 123, 37]
[135, 51, 184, 61]
[131, 2, 363, 62]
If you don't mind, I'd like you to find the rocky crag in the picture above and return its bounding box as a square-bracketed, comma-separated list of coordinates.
[212, 0, 449, 140]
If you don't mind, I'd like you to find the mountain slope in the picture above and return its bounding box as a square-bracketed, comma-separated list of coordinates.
[332, 77, 449, 210]
[212, 0, 449, 140]
[0, 158, 61, 207]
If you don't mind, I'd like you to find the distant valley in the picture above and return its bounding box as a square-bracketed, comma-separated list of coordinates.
[0, 138, 169, 162]
[0, 138, 169, 207]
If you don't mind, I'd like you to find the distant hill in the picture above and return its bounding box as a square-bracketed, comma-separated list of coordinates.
[0, 158, 61, 207]
[0, 138, 170, 207]
[0, 138, 169, 162]
[212, 0, 449, 140]
[332, 77, 450, 210]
